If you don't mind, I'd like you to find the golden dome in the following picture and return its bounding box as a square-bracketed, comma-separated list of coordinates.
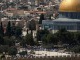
[59, 0, 80, 12]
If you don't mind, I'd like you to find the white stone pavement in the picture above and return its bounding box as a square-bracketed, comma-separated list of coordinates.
[28, 50, 71, 57]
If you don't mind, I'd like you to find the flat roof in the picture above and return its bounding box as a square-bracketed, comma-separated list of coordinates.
[42, 18, 80, 24]
[53, 18, 80, 22]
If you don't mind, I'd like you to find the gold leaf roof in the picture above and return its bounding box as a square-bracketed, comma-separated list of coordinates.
[59, 0, 80, 12]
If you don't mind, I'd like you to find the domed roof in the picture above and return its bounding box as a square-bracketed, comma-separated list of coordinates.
[59, 0, 80, 12]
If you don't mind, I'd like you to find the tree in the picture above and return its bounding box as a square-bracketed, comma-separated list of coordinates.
[39, 13, 45, 24]
[0, 35, 4, 45]
[3, 36, 15, 46]
[28, 20, 36, 35]
[36, 29, 49, 41]
[19, 51, 27, 56]
[8, 46, 17, 56]
[48, 15, 52, 20]
[47, 33, 57, 44]
[11, 25, 16, 36]
[54, 28, 75, 45]
[8, 2, 16, 7]
[74, 32, 80, 44]
[0, 45, 9, 54]
[41, 33, 58, 46]
[41, 34, 47, 44]
[0, 22, 4, 36]
[30, 50, 35, 54]
[0, 23, 4, 45]
[15, 26, 22, 38]
[70, 45, 80, 53]
[5, 21, 12, 37]
[23, 34, 35, 46]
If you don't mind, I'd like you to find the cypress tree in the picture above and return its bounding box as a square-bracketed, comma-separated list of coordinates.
[0, 22, 4, 36]
[5, 21, 12, 37]
[29, 20, 36, 35]
[39, 14, 45, 24]
[15, 26, 22, 38]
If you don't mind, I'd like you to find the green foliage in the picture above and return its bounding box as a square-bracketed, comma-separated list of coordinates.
[0, 45, 9, 53]
[30, 50, 35, 54]
[15, 26, 22, 37]
[54, 29, 75, 45]
[28, 20, 36, 30]
[41, 34, 47, 44]
[39, 28, 80, 49]
[19, 51, 27, 55]
[0, 35, 4, 45]
[8, 46, 17, 55]
[46, 33, 55, 44]
[8, 2, 16, 7]
[48, 15, 52, 20]
[5, 22, 22, 37]
[39, 14, 45, 24]
[73, 32, 80, 44]
[42, 33, 58, 46]
[0, 22, 4, 36]
[69, 45, 80, 53]
[21, 34, 35, 46]
[3, 36, 15, 46]
[36, 29, 49, 41]
[5, 21, 12, 36]
[28, 20, 36, 34]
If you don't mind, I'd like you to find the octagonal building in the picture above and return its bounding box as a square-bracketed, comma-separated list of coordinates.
[42, 0, 80, 33]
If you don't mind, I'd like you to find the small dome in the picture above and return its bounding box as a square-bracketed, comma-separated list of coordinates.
[59, 0, 80, 12]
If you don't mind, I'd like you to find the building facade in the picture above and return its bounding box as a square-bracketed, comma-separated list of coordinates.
[42, 0, 80, 33]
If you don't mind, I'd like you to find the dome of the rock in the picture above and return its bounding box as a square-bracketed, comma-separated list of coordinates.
[59, 0, 80, 12]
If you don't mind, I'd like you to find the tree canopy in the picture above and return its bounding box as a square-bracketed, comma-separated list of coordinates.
[5, 21, 12, 37]
[39, 14, 45, 24]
